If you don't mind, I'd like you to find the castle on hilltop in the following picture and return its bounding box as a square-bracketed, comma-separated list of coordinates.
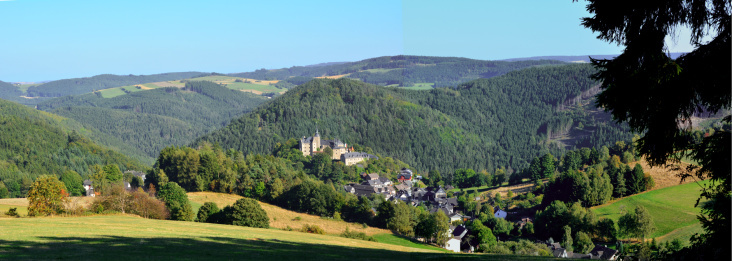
[300, 129, 378, 166]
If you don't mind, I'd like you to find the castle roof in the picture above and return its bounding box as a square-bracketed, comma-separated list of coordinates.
[342, 152, 378, 160]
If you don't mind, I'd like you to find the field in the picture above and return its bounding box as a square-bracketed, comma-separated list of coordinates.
[188, 192, 391, 236]
[0, 214, 556, 260]
[401, 83, 435, 90]
[591, 181, 707, 244]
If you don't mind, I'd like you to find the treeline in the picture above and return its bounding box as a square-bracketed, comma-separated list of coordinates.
[231, 55, 564, 87]
[36, 81, 268, 163]
[0, 99, 147, 198]
[197, 64, 633, 177]
[26, 72, 205, 98]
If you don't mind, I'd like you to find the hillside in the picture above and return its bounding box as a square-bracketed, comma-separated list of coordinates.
[37, 81, 269, 163]
[0, 99, 147, 197]
[25, 72, 205, 98]
[0, 215, 555, 260]
[188, 192, 391, 236]
[231, 55, 566, 88]
[196, 64, 633, 174]
[591, 181, 707, 244]
[0, 81, 26, 104]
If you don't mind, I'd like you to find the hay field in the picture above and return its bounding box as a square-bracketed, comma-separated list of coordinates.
[187, 192, 390, 236]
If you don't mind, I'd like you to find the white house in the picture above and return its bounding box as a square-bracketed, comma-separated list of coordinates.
[494, 207, 507, 219]
[445, 225, 468, 253]
[83, 180, 95, 197]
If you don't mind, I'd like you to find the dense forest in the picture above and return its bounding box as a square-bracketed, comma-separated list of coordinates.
[26, 72, 205, 98]
[196, 64, 633, 174]
[37, 81, 269, 163]
[0, 99, 147, 198]
[0, 81, 26, 104]
[232, 55, 566, 88]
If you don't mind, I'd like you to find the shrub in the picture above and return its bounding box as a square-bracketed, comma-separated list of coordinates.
[197, 202, 219, 223]
[4, 207, 19, 217]
[293, 216, 302, 221]
[224, 198, 269, 228]
[341, 227, 377, 241]
[301, 224, 325, 234]
[128, 190, 169, 220]
[157, 182, 193, 221]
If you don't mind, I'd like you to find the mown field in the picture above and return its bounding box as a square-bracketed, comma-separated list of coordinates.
[591, 181, 707, 244]
[0, 215, 555, 260]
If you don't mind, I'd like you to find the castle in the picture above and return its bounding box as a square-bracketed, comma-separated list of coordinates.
[300, 129, 378, 166]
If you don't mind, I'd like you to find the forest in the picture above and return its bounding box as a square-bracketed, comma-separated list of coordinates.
[25, 72, 205, 98]
[231, 55, 566, 87]
[36, 81, 269, 163]
[196, 64, 633, 175]
[0, 99, 147, 198]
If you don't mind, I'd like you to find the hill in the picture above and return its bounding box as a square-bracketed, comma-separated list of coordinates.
[36, 81, 269, 163]
[0, 81, 27, 104]
[25, 72, 205, 98]
[0, 99, 148, 197]
[196, 64, 633, 174]
[231, 55, 566, 88]
[188, 192, 391, 236]
[591, 181, 707, 244]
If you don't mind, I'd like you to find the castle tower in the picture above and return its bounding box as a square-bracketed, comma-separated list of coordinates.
[312, 128, 321, 152]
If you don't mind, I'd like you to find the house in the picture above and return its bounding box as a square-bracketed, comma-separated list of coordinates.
[589, 245, 620, 260]
[449, 213, 466, 223]
[516, 217, 533, 229]
[343, 185, 355, 194]
[379, 176, 392, 186]
[494, 207, 507, 219]
[124, 170, 146, 183]
[361, 173, 379, 181]
[341, 152, 379, 166]
[445, 225, 468, 253]
[547, 242, 569, 258]
[83, 179, 94, 197]
[397, 168, 413, 182]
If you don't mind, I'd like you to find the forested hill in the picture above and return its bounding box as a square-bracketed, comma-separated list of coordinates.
[37, 81, 269, 163]
[195, 64, 633, 174]
[26, 72, 205, 98]
[231, 55, 565, 88]
[0, 80, 25, 104]
[0, 99, 147, 196]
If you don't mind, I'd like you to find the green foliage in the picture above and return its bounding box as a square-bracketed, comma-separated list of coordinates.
[38, 81, 268, 162]
[27, 175, 68, 216]
[196, 202, 219, 223]
[618, 205, 656, 240]
[157, 182, 193, 221]
[561, 226, 573, 253]
[223, 198, 269, 228]
[340, 227, 377, 241]
[299, 224, 325, 234]
[574, 231, 593, 254]
[4, 207, 19, 217]
[0, 99, 147, 194]
[59, 170, 84, 196]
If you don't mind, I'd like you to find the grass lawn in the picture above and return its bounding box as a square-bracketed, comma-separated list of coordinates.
[0, 204, 28, 217]
[0, 215, 553, 260]
[592, 181, 706, 241]
[401, 83, 434, 90]
[98, 87, 127, 98]
[371, 233, 450, 253]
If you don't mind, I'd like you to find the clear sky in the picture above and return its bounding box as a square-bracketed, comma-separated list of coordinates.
[0, 0, 696, 82]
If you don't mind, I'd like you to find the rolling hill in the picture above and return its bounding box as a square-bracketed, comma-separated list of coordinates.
[231, 55, 566, 88]
[0, 99, 147, 197]
[195, 64, 633, 174]
[25, 72, 206, 98]
[36, 81, 269, 163]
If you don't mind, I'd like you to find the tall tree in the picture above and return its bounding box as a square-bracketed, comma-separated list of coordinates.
[578, 1, 730, 258]
[27, 175, 68, 216]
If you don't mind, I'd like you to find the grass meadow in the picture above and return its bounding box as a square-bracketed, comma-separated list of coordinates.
[591, 181, 707, 244]
[0, 215, 555, 260]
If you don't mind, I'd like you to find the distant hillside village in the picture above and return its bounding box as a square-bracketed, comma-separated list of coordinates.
[297, 130, 622, 258]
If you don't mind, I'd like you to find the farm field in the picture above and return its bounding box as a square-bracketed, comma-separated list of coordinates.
[188, 192, 392, 236]
[591, 181, 707, 244]
[0, 215, 552, 260]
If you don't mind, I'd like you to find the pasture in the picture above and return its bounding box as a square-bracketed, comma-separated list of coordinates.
[591, 181, 707, 244]
[401, 83, 435, 90]
[0, 215, 552, 260]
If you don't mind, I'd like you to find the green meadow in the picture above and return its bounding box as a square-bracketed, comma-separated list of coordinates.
[592, 181, 707, 243]
[0, 215, 554, 260]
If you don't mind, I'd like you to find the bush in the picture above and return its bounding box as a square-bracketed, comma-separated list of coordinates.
[4, 207, 19, 217]
[128, 190, 169, 220]
[224, 198, 269, 228]
[197, 202, 220, 223]
[341, 227, 377, 241]
[28, 175, 68, 216]
[301, 224, 325, 234]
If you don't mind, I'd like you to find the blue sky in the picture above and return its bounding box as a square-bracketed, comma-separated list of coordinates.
[0, 0, 696, 82]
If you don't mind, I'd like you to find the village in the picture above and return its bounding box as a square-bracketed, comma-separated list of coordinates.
[298, 130, 620, 259]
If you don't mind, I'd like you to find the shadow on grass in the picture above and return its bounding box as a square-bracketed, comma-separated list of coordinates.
[0, 235, 556, 261]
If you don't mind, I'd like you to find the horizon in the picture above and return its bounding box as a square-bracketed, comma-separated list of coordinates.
[1, 1, 699, 82]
